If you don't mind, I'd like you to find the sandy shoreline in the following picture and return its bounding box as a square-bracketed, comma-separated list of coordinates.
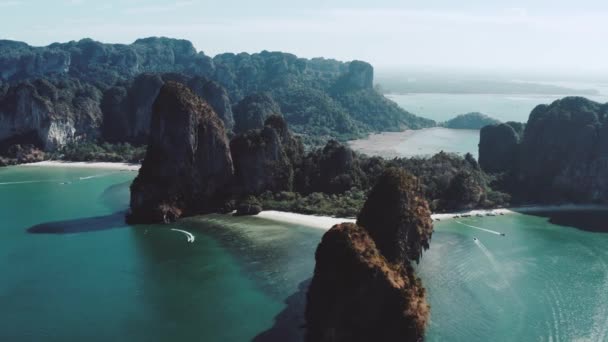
[257, 204, 608, 230]
[18, 160, 141, 171]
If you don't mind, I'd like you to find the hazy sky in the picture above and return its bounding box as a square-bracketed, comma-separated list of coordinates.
[1, 0, 608, 73]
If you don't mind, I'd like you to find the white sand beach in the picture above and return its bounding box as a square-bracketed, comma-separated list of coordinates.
[19, 160, 141, 171]
[257, 204, 608, 230]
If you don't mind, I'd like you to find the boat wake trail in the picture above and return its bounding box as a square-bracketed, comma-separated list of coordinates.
[0, 179, 59, 186]
[79, 172, 118, 180]
[171, 228, 195, 243]
[456, 221, 503, 236]
[474, 239, 498, 266]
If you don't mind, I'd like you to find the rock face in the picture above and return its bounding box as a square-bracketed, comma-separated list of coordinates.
[357, 168, 433, 264]
[230, 115, 301, 195]
[333, 61, 374, 91]
[444, 112, 500, 130]
[128, 82, 233, 223]
[306, 223, 429, 342]
[518, 97, 608, 202]
[0, 78, 102, 150]
[233, 93, 282, 134]
[478, 122, 524, 174]
[102, 73, 234, 144]
[306, 168, 433, 342]
[479, 97, 608, 203]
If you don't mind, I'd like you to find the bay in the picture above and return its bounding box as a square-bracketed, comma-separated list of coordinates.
[1, 166, 608, 341]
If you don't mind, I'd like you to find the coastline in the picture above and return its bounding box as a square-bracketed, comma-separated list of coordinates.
[17, 160, 141, 171]
[257, 204, 608, 230]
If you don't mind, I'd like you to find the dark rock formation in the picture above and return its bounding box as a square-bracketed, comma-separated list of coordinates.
[127, 81, 233, 223]
[230, 115, 300, 195]
[479, 96, 608, 203]
[199, 80, 234, 132]
[233, 93, 282, 134]
[518, 97, 608, 202]
[357, 168, 433, 264]
[478, 122, 524, 174]
[444, 112, 500, 130]
[102, 73, 234, 144]
[305, 223, 429, 342]
[0, 78, 102, 150]
[234, 203, 263, 216]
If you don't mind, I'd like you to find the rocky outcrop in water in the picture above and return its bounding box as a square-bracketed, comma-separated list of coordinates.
[305, 223, 429, 342]
[306, 168, 432, 342]
[479, 97, 608, 203]
[127, 81, 233, 223]
[357, 168, 433, 264]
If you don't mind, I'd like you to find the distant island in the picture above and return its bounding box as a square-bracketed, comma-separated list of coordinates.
[442, 112, 501, 130]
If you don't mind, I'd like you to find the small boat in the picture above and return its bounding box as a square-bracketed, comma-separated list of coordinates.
[473, 237, 478, 242]
[500, 233, 506, 236]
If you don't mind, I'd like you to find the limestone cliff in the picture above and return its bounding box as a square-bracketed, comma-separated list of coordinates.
[479, 97, 608, 203]
[305, 169, 432, 342]
[478, 122, 524, 174]
[102, 73, 234, 144]
[127, 81, 233, 223]
[357, 168, 433, 264]
[305, 223, 429, 342]
[0, 78, 102, 150]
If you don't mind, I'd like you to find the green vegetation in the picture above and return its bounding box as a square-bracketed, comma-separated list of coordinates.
[252, 190, 367, 218]
[442, 112, 501, 129]
[50, 142, 146, 163]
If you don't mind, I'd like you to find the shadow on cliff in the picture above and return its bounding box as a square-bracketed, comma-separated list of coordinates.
[252, 278, 310, 342]
[27, 211, 128, 234]
[519, 210, 608, 233]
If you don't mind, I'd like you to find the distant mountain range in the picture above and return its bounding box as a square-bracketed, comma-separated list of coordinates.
[0, 37, 434, 157]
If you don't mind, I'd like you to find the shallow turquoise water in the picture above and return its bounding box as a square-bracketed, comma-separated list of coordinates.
[2, 166, 608, 341]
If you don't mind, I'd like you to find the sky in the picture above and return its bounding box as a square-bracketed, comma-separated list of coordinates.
[1, 0, 608, 74]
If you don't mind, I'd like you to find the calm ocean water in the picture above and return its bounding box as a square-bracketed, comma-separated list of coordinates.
[1, 166, 608, 341]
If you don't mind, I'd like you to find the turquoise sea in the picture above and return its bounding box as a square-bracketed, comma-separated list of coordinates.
[2, 166, 608, 341]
